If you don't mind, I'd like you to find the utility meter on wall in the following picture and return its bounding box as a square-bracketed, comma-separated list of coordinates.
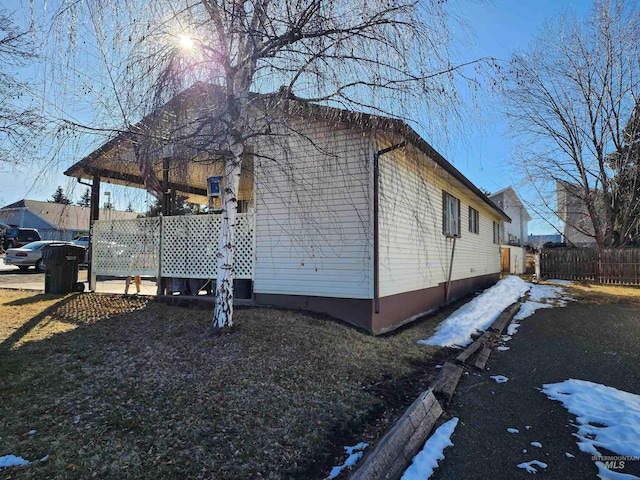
[207, 176, 223, 213]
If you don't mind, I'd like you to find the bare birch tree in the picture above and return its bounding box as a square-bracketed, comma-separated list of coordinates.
[44, 0, 489, 329]
[504, 0, 640, 247]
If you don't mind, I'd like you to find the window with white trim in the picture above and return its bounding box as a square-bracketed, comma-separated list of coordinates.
[469, 207, 479, 234]
[442, 191, 461, 238]
[493, 221, 500, 244]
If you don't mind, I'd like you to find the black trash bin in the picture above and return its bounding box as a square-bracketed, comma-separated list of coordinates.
[42, 244, 86, 294]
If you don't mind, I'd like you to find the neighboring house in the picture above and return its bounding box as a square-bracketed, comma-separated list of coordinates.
[64, 84, 510, 334]
[0, 199, 137, 241]
[489, 186, 531, 274]
[527, 234, 564, 249]
[556, 180, 599, 247]
[489, 187, 530, 247]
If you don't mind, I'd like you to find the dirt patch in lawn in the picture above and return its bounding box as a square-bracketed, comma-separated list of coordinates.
[0, 289, 454, 479]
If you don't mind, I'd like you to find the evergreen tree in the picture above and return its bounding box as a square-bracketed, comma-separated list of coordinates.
[50, 186, 71, 204]
[144, 195, 196, 217]
[608, 104, 640, 246]
[77, 189, 91, 207]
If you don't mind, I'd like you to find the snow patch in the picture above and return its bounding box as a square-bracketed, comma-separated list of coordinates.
[542, 379, 640, 457]
[501, 283, 571, 341]
[418, 277, 572, 348]
[514, 285, 565, 321]
[401, 418, 458, 480]
[528, 283, 569, 303]
[506, 322, 520, 336]
[513, 300, 553, 321]
[490, 375, 509, 383]
[517, 460, 548, 473]
[542, 379, 640, 478]
[594, 461, 639, 479]
[0, 455, 29, 468]
[327, 443, 368, 479]
[531, 442, 542, 448]
[507, 428, 519, 434]
[417, 276, 530, 347]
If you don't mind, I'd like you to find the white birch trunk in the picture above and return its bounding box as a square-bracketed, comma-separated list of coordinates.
[212, 145, 243, 329]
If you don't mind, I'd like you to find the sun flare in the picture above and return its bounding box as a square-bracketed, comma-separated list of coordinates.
[178, 34, 194, 50]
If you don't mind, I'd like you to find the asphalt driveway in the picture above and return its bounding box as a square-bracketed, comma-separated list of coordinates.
[0, 258, 156, 294]
[0, 261, 86, 290]
[432, 291, 640, 479]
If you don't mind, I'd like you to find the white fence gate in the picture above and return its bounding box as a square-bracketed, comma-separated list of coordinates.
[91, 214, 255, 288]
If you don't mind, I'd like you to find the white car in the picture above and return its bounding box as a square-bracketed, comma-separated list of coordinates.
[72, 236, 90, 248]
[3, 241, 73, 272]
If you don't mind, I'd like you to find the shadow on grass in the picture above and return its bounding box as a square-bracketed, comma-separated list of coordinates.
[0, 291, 451, 480]
[0, 294, 78, 354]
[0, 293, 151, 356]
[2, 292, 64, 307]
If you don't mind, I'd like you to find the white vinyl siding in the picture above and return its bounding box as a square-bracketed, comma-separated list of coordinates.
[253, 120, 372, 299]
[377, 142, 501, 298]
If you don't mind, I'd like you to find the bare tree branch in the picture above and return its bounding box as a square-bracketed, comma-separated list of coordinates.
[505, 0, 640, 247]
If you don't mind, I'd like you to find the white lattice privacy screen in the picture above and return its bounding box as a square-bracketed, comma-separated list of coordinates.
[92, 214, 254, 279]
[93, 217, 161, 276]
[161, 214, 254, 279]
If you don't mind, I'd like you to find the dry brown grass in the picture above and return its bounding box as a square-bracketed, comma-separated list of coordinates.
[547, 281, 640, 306]
[0, 289, 450, 479]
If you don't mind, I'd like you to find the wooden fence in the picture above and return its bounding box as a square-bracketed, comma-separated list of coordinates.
[539, 248, 640, 285]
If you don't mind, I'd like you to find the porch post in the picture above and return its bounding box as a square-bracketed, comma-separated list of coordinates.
[157, 157, 171, 294]
[89, 175, 100, 291]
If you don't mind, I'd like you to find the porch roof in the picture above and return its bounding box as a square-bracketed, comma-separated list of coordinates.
[64, 83, 509, 221]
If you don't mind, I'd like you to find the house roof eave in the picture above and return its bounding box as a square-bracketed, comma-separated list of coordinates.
[401, 128, 511, 223]
[63, 83, 511, 223]
[489, 186, 533, 223]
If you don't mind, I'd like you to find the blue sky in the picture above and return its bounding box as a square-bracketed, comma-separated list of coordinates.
[0, 0, 592, 233]
[440, 0, 590, 233]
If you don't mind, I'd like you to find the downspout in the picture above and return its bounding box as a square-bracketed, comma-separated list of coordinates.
[520, 207, 524, 246]
[444, 236, 457, 304]
[373, 140, 407, 314]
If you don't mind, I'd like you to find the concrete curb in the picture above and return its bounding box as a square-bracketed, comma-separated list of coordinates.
[349, 297, 524, 480]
